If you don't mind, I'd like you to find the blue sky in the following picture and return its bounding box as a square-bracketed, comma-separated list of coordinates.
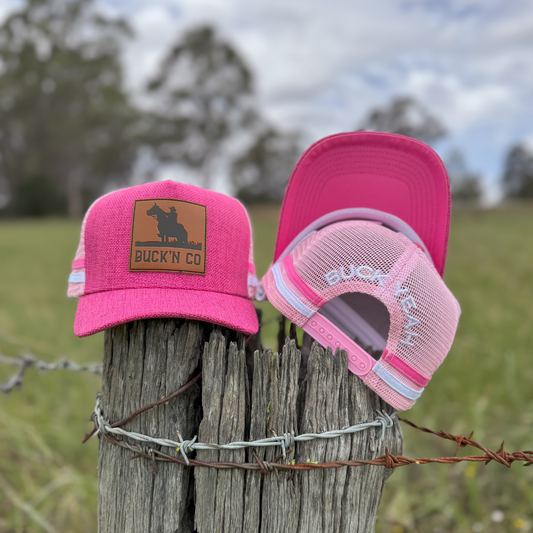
[2, 0, 533, 201]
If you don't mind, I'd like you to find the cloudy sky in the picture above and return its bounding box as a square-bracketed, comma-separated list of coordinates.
[3, 0, 533, 200]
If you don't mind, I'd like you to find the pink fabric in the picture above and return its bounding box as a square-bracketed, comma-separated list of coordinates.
[274, 132, 451, 277]
[263, 220, 460, 411]
[382, 349, 430, 387]
[67, 268, 85, 298]
[303, 313, 375, 376]
[75, 287, 258, 338]
[69, 180, 258, 336]
[282, 255, 326, 306]
[67, 190, 116, 299]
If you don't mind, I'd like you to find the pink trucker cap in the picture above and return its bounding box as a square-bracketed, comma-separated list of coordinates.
[68, 180, 259, 337]
[274, 132, 451, 277]
[263, 220, 460, 411]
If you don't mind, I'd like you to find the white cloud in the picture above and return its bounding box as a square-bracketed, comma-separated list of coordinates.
[94, 0, 533, 191]
[403, 71, 514, 132]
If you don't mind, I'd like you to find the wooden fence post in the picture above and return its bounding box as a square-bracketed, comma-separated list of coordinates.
[98, 319, 205, 532]
[97, 319, 403, 533]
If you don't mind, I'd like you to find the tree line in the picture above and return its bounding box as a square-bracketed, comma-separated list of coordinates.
[0, 0, 531, 218]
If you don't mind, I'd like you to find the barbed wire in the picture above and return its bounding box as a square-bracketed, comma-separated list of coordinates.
[91, 395, 395, 465]
[0, 353, 102, 393]
[97, 417, 533, 474]
[100, 431, 533, 474]
[3, 349, 532, 474]
[87, 374, 532, 472]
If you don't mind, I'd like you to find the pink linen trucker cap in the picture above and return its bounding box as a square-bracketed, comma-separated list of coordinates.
[274, 131, 451, 277]
[68, 180, 258, 337]
[262, 220, 460, 411]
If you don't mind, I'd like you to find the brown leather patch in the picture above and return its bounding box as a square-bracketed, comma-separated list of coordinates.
[129, 199, 207, 274]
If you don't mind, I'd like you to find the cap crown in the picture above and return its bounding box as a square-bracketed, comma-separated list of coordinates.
[69, 180, 255, 301]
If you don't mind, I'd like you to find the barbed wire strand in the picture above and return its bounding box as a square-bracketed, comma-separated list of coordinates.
[3, 351, 531, 473]
[100, 431, 533, 474]
[86, 372, 533, 471]
[91, 395, 395, 465]
[0, 354, 102, 393]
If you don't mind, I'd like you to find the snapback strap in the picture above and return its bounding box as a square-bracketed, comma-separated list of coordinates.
[303, 313, 375, 377]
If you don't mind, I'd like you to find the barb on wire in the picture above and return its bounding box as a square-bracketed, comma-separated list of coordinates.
[398, 417, 529, 468]
[0, 353, 102, 394]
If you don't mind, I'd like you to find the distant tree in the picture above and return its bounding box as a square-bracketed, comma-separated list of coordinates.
[147, 25, 258, 189]
[231, 127, 301, 204]
[358, 96, 446, 144]
[445, 149, 482, 204]
[0, 0, 143, 217]
[502, 144, 533, 198]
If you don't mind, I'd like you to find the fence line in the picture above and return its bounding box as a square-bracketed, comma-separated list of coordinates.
[2, 350, 532, 473]
[0, 353, 102, 393]
[86, 373, 533, 472]
[92, 395, 395, 464]
[99, 430, 533, 474]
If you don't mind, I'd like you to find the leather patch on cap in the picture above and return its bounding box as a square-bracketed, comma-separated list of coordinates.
[129, 199, 206, 274]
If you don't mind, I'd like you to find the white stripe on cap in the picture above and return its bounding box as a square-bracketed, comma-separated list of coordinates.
[373, 361, 423, 400]
[271, 263, 315, 319]
[69, 272, 86, 283]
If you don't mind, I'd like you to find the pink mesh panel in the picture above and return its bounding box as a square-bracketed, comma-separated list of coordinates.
[244, 205, 257, 298]
[67, 204, 92, 297]
[67, 190, 117, 298]
[264, 219, 460, 410]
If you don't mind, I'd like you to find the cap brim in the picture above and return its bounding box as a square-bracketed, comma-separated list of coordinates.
[274, 132, 451, 276]
[74, 288, 258, 337]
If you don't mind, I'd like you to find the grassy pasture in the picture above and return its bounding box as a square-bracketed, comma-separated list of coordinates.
[0, 205, 533, 532]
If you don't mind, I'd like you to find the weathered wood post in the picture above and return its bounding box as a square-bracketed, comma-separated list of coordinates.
[97, 318, 403, 533]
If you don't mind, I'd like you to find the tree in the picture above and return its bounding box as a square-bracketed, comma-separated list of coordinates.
[231, 127, 300, 204]
[445, 149, 482, 204]
[0, 0, 143, 217]
[502, 144, 533, 199]
[147, 25, 258, 189]
[358, 96, 446, 145]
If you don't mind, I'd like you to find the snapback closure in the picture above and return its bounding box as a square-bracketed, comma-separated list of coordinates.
[302, 313, 376, 377]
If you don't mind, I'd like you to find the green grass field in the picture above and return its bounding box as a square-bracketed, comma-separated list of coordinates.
[1, 205, 533, 532]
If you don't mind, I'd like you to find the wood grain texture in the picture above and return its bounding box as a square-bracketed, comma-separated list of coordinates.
[98, 322, 403, 533]
[194, 329, 247, 533]
[98, 319, 203, 533]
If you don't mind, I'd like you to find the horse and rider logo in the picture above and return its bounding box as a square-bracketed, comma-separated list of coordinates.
[129, 199, 207, 274]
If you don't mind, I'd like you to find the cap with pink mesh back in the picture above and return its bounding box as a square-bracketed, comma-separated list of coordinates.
[274, 131, 451, 277]
[263, 220, 460, 411]
[68, 180, 258, 337]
